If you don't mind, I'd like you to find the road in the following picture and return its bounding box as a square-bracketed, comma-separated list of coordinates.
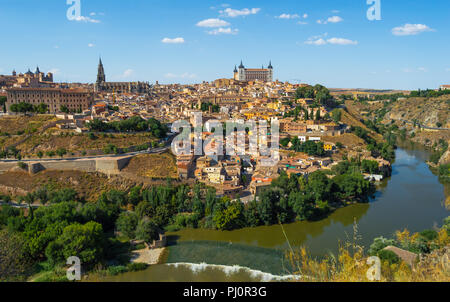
[0, 146, 170, 163]
[397, 118, 450, 131]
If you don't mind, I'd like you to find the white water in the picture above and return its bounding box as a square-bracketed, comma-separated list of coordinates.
[167, 262, 301, 282]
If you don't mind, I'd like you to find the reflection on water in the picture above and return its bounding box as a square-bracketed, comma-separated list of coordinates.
[102, 147, 449, 281]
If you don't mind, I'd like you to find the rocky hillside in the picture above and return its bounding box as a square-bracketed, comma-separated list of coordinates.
[346, 96, 450, 147]
[384, 96, 449, 129]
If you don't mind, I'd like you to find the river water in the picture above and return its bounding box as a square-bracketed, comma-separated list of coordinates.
[100, 147, 449, 282]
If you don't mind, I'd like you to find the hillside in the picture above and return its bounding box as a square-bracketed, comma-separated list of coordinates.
[122, 152, 178, 179]
[0, 115, 158, 158]
[345, 96, 450, 148]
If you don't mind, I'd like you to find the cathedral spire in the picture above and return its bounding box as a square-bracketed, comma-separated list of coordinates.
[97, 57, 105, 83]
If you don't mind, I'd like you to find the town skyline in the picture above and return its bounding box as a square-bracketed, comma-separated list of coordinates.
[1, 0, 449, 89]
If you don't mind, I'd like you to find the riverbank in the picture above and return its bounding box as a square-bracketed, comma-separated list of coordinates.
[130, 247, 166, 265]
[92, 147, 450, 281]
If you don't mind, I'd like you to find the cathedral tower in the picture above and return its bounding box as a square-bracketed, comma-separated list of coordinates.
[96, 57, 106, 84]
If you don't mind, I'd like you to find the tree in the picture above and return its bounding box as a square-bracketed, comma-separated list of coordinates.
[48, 222, 104, 266]
[34, 103, 48, 114]
[0, 230, 31, 281]
[136, 217, 160, 244]
[10, 102, 34, 114]
[128, 186, 142, 206]
[60, 105, 70, 114]
[36, 151, 44, 159]
[331, 109, 342, 123]
[315, 109, 321, 121]
[213, 202, 244, 230]
[0, 96, 7, 113]
[243, 200, 261, 227]
[257, 189, 282, 225]
[361, 159, 379, 174]
[116, 212, 138, 238]
[56, 148, 67, 158]
[368, 236, 397, 256]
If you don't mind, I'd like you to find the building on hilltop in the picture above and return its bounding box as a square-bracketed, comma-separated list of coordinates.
[233, 61, 273, 82]
[6, 87, 94, 113]
[95, 58, 151, 94]
[0, 66, 54, 89]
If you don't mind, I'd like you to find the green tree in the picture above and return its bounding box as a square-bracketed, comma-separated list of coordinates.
[361, 159, 379, 174]
[331, 109, 342, 123]
[56, 148, 67, 158]
[60, 105, 70, 114]
[213, 202, 244, 231]
[34, 103, 48, 114]
[48, 222, 104, 266]
[116, 212, 138, 239]
[136, 217, 160, 244]
[0, 96, 7, 113]
[0, 230, 31, 281]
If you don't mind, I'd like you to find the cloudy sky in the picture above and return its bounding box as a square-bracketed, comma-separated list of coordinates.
[0, 0, 448, 89]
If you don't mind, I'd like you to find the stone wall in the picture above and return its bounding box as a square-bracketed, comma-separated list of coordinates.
[0, 155, 134, 176]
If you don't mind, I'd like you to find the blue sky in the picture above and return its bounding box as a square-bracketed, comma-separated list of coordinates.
[0, 0, 449, 89]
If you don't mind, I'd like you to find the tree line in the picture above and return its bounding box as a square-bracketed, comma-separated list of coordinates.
[87, 116, 168, 138]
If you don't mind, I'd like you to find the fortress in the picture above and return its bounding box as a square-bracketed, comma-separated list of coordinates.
[233, 61, 273, 82]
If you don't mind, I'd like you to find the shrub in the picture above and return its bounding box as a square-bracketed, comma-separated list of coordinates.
[419, 229, 438, 242]
[377, 249, 400, 265]
[107, 265, 128, 276]
[17, 162, 27, 170]
[127, 262, 148, 272]
[368, 237, 397, 256]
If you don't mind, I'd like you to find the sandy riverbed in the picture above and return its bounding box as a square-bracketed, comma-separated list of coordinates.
[130, 248, 165, 265]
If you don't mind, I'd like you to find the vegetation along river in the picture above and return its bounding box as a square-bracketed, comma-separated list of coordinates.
[100, 146, 449, 282]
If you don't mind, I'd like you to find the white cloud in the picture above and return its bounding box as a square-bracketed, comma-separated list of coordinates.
[73, 16, 101, 23]
[162, 37, 185, 44]
[446, 68, 450, 72]
[54, 45, 59, 49]
[88, 43, 95, 47]
[305, 38, 327, 46]
[165, 72, 197, 79]
[277, 13, 300, 19]
[122, 69, 134, 78]
[392, 24, 434, 36]
[317, 15, 343, 24]
[207, 27, 238, 35]
[327, 37, 357, 45]
[417, 67, 427, 72]
[402, 68, 413, 73]
[196, 18, 230, 28]
[220, 8, 260, 17]
[210, 3, 230, 10]
[303, 14, 308, 19]
[297, 21, 308, 25]
[328, 16, 343, 23]
[305, 35, 357, 46]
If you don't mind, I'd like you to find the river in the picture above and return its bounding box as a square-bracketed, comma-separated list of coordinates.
[99, 146, 449, 282]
